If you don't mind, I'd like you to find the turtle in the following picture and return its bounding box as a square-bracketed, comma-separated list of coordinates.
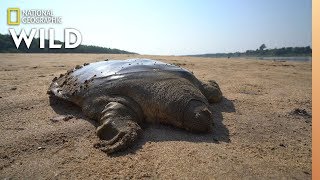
[48, 59, 222, 153]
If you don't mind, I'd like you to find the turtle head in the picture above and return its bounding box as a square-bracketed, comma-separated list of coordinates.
[182, 100, 213, 133]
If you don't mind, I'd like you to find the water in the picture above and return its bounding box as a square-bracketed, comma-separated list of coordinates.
[253, 56, 311, 62]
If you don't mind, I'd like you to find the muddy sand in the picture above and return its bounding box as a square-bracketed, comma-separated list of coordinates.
[0, 54, 311, 179]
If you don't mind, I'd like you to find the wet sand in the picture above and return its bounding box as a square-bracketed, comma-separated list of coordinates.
[0, 54, 311, 179]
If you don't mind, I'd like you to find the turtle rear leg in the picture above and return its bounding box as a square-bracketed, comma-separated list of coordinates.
[201, 80, 223, 103]
[94, 101, 143, 154]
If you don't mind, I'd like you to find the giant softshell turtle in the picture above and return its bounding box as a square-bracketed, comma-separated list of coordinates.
[49, 59, 222, 153]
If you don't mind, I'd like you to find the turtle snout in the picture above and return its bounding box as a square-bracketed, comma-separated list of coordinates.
[183, 100, 213, 133]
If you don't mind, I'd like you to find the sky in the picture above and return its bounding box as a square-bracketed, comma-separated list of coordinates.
[1, 0, 312, 55]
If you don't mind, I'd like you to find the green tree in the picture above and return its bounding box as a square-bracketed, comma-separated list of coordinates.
[259, 44, 266, 51]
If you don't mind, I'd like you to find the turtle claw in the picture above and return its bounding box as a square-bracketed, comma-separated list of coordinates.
[201, 80, 222, 103]
[94, 121, 142, 154]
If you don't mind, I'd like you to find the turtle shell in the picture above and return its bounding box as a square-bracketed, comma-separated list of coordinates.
[71, 59, 187, 83]
[49, 59, 192, 101]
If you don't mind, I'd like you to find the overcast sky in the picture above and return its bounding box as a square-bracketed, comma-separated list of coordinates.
[1, 0, 312, 55]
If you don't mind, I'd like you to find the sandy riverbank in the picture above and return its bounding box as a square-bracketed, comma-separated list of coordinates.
[0, 54, 311, 179]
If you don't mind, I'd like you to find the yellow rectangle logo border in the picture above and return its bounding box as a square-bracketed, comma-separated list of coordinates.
[7, 8, 20, 25]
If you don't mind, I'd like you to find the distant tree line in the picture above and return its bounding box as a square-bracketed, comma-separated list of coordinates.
[190, 44, 312, 58]
[0, 33, 136, 54]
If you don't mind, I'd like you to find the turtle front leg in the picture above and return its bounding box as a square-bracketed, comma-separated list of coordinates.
[94, 102, 143, 154]
[200, 80, 223, 103]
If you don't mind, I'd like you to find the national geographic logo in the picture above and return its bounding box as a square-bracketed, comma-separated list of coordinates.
[7, 8, 62, 25]
[6, 8, 81, 49]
